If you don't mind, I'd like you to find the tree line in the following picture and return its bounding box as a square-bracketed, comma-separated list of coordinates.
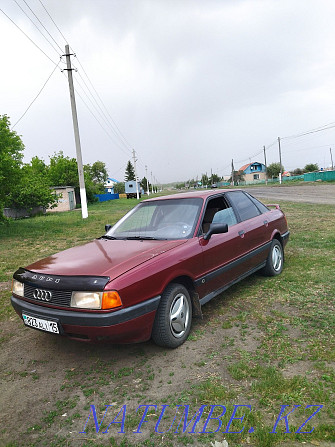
[0, 115, 108, 221]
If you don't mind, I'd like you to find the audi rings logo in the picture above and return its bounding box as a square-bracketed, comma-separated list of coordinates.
[33, 289, 52, 302]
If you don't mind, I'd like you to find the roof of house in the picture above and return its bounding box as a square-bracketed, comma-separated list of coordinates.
[239, 163, 251, 172]
[239, 162, 265, 172]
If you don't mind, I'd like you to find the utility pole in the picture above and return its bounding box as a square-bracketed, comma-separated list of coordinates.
[330, 147, 334, 171]
[151, 171, 154, 194]
[132, 149, 139, 200]
[64, 45, 88, 219]
[263, 145, 268, 185]
[278, 137, 283, 185]
[231, 159, 235, 186]
[145, 165, 150, 195]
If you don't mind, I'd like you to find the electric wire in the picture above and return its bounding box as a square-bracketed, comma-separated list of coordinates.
[0, 7, 58, 66]
[61, 71, 132, 158]
[20, 0, 64, 53]
[74, 54, 134, 150]
[13, 0, 61, 57]
[282, 121, 335, 140]
[74, 67, 132, 153]
[72, 74, 133, 156]
[38, 0, 68, 44]
[12, 60, 62, 129]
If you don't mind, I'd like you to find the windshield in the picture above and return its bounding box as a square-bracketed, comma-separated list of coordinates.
[107, 198, 203, 240]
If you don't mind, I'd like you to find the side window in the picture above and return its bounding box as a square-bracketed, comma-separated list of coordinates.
[201, 196, 237, 233]
[226, 191, 260, 222]
[245, 193, 269, 214]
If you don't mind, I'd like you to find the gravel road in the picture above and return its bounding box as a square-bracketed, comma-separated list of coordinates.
[247, 183, 335, 205]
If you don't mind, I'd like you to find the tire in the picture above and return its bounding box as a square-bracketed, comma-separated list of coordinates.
[152, 283, 192, 348]
[262, 239, 284, 276]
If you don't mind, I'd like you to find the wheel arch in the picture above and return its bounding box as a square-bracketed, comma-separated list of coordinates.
[162, 275, 202, 319]
[166, 275, 196, 294]
[271, 230, 284, 247]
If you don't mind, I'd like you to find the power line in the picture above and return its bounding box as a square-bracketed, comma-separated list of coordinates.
[282, 121, 335, 140]
[74, 54, 134, 150]
[74, 67, 132, 153]
[13, 0, 60, 56]
[38, 0, 68, 45]
[12, 60, 61, 129]
[0, 6, 58, 66]
[61, 70, 132, 157]
[19, 0, 63, 54]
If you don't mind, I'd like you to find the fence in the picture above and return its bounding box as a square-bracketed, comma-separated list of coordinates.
[3, 206, 45, 219]
[95, 193, 119, 202]
[304, 170, 335, 182]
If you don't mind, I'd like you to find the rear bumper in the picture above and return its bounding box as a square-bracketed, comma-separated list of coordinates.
[11, 295, 160, 343]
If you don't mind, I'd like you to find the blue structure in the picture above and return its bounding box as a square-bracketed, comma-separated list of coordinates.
[104, 177, 120, 194]
[95, 193, 119, 202]
[239, 162, 267, 182]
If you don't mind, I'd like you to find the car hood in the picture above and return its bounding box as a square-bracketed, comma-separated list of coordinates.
[26, 238, 188, 280]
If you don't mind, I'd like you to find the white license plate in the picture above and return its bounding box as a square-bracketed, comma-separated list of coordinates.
[22, 313, 59, 334]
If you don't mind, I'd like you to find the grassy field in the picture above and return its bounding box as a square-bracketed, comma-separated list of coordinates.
[0, 197, 335, 447]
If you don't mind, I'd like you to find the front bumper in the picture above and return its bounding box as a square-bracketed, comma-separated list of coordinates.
[11, 295, 160, 343]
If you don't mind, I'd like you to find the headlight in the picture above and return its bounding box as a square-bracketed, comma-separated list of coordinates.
[70, 291, 122, 310]
[71, 292, 102, 309]
[12, 279, 24, 297]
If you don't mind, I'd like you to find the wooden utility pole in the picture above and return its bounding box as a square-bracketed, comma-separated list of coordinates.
[231, 159, 235, 186]
[330, 147, 334, 170]
[263, 145, 268, 185]
[145, 165, 150, 195]
[278, 137, 283, 184]
[64, 45, 88, 218]
[132, 149, 140, 200]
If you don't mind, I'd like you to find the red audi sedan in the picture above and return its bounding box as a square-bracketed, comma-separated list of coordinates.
[11, 189, 289, 348]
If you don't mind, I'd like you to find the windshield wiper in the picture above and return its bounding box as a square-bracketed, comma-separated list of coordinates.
[126, 236, 158, 240]
[99, 235, 119, 240]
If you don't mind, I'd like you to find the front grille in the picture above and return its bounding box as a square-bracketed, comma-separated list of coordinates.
[24, 284, 72, 308]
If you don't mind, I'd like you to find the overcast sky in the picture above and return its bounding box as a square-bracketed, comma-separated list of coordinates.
[1, 0, 335, 183]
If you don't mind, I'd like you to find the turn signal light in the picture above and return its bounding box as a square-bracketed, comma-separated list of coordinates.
[102, 291, 122, 310]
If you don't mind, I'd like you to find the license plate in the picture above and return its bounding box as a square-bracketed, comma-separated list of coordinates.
[22, 313, 59, 334]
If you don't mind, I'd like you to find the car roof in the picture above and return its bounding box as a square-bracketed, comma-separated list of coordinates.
[143, 189, 239, 202]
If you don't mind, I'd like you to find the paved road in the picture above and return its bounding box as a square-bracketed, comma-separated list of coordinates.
[248, 184, 335, 205]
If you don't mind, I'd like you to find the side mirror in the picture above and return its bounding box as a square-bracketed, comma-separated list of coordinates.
[105, 224, 112, 233]
[203, 222, 228, 240]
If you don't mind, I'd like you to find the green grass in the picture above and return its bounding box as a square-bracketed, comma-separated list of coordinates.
[1, 197, 335, 446]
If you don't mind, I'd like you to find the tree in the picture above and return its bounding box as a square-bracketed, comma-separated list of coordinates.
[0, 115, 24, 219]
[114, 182, 125, 194]
[87, 161, 108, 184]
[140, 176, 150, 193]
[48, 151, 79, 187]
[304, 163, 319, 173]
[6, 169, 57, 211]
[292, 167, 303, 175]
[228, 170, 245, 184]
[48, 151, 102, 204]
[201, 174, 209, 187]
[124, 160, 136, 181]
[266, 162, 283, 178]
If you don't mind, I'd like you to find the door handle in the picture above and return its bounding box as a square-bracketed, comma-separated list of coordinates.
[238, 230, 245, 238]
